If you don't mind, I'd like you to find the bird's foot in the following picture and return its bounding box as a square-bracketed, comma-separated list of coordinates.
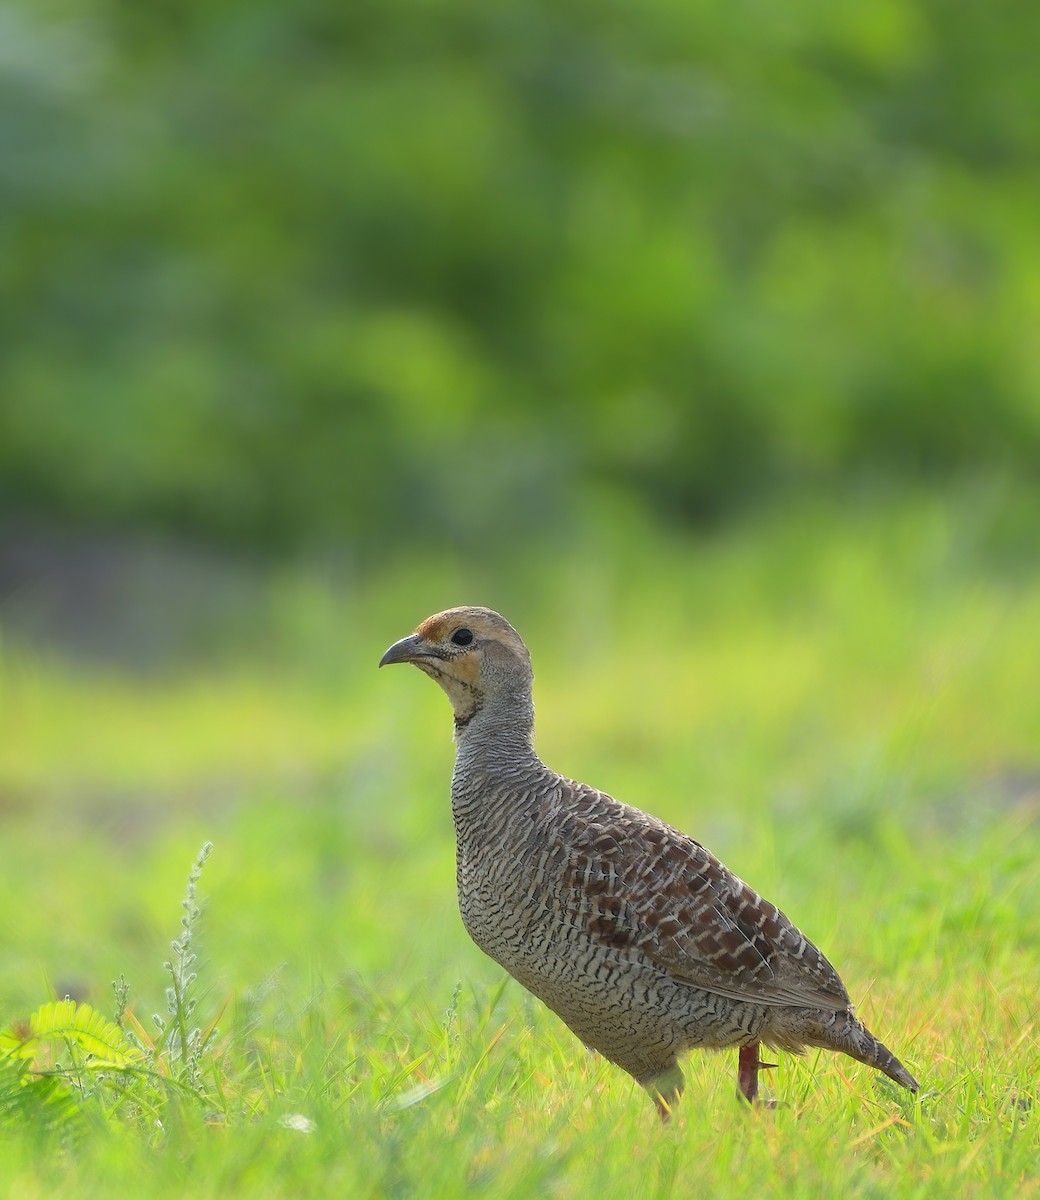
[641, 1065, 685, 1123]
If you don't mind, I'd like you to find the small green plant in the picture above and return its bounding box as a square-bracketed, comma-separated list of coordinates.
[0, 998, 141, 1137]
[0, 841, 217, 1134]
[148, 840, 217, 1094]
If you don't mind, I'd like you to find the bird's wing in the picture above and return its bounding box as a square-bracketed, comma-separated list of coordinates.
[556, 782, 851, 1011]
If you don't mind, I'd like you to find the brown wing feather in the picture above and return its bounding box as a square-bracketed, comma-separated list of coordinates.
[558, 781, 851, 1011]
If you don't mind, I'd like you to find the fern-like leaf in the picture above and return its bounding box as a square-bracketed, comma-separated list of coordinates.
[0, 1000, 142, 1069]
[0, 1053, 85, 1132]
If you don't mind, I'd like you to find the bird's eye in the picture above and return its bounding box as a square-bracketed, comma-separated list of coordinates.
[450, 628, 473, 646]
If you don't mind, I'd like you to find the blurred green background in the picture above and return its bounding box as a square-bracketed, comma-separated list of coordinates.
[2, 0, 1039, 1032]
[3, 0, 1039, 557]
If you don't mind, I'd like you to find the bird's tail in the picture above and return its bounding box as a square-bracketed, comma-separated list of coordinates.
[845, 1020, 919, 1092]
[789, 1010, 919, 1093]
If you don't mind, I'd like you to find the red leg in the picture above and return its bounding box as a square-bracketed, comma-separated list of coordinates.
[738, 1042, 761, 1103]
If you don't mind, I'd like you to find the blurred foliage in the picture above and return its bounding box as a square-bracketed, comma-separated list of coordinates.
[1, 0, 1038, 549]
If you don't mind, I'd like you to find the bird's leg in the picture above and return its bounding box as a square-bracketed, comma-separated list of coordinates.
[738, 1043, 779, 1105]
[738, 1042, 761, 1103]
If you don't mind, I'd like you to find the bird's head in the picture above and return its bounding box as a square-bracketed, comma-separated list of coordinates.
[379, 606, 533, 729]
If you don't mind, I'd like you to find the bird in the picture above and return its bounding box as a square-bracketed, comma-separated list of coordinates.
[379, 606, 919, 1118]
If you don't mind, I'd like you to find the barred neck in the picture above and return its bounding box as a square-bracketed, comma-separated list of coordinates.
[451, 691, 546, 780]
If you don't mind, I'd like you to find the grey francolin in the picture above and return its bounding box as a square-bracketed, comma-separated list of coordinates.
[379, 606, 918, 1117]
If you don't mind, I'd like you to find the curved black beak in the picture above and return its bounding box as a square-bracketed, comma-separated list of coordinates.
[379, 633, 439, 668]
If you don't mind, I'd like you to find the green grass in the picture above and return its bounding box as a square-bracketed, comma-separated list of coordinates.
[1, 492, 1038, 1197]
